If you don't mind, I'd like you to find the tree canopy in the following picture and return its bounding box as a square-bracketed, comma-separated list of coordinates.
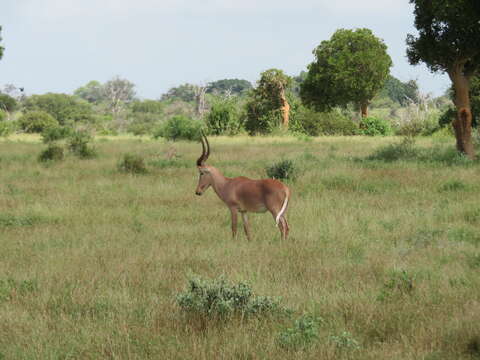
[206, 79, 252, 96]
[300, 28, 392, 117]
[74, 80, 105, 104]
[380, 75, 419, 106]
[0, 93, 17, 113]
[407, 0, 480, 158]
[161, 84, 196, 102]
[23, 93, 94, 125]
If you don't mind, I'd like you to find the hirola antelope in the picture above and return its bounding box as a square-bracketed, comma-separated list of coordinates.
[195, 134, 290, 240]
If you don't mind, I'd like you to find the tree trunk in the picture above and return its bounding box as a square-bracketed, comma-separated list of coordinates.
[280, 90, 290, 130]
[448, 63, 475, 159]
[360, 103, 368, 118]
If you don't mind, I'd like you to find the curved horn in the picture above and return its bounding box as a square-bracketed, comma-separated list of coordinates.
[196, 134, 206, 166]
[203, 133, 210, 162]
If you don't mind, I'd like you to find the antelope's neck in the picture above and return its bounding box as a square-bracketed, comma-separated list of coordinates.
[209, 167, 230, 201]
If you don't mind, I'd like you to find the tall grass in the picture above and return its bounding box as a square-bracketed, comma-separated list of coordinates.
[0, 135, 479, 359]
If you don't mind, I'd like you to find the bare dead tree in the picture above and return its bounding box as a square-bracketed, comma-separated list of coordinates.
[193, 84, 207, 117]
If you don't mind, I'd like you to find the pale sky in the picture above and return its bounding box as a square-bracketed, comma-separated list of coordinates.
[0, 0, 451, 99]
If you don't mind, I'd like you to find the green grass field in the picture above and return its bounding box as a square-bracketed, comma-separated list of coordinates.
[0, 135, 479, 359]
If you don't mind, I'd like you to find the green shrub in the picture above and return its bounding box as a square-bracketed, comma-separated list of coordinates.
[438, 107, 456, 128]
[38, 144, 65, 162]
[294, 107, 358, 136]
[18, 111, 59, 133]
[41, 126, 73, 144]
[22, 93, 94, 125]
[176, 275, 289, 319]
[266, 159, 297, 181]
[127, 113, 161, 136]
[367, 137, 419, 162]
[439, 180, 470, 192]
[0, 111, 5, 122]
[277, 315, 322, 351]
[118, 153, 148, 174]
[153, 115, 202, 141]
[396, 114, 440, 136]
[205, 99, 242, 135]
[329, 331, 360, 351]
[0, 121, 15, 137]
[359, 116, 392, 136]
[68, 130, 97, 159]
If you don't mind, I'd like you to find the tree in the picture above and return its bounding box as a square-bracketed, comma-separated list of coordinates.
[103, 76, 136, 116]
[130, 99, 163, 114]
[245, 69, 292, 133]
[74, 80, 105, 104]
[380, 75, 419, 106]
[161, 84, 196, 102]
[0, 94, 17, 116]
[206, 79, 252, 96]
[300, 28, 392, 118]
[0, 26, 4, 60]
[23, 93, 94, 125]
[407, 0, 480, 159]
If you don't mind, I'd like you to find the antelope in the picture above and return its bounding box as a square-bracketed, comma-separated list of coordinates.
[195, 134, 290, 240]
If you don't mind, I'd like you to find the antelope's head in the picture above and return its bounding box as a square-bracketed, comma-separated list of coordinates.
[195, 133, 212, 196]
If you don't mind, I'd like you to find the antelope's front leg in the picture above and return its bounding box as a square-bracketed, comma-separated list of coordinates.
[230, 208, 238, 239]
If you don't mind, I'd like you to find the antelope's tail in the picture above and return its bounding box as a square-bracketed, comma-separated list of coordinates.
[275, 189, 290, 226]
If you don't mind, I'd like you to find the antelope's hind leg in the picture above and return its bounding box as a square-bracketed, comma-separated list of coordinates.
[241, 211, 252, 241]
[280, 216, 289, 240]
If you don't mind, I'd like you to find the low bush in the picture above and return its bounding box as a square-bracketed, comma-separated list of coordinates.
[0, 121, 15, 137]
[118, 153, 148, 174]
[38, 144, 65, 162]
[18, 110, 59, 133]
[41, 126, 73, 144]
[359, 116, 392, 136]
[293, 107, 358, 136]
[367, 137, 419, 162]
[266, 159, 297, 181]
[127, 113, 161, 136]
[153, 115, 202, 141]
[329, 331, 361, 351]
[277, 314, 322, 351]
[176, 275, 289, 319]
[205, 98, 242, 135]
[68, 130, 97, 159]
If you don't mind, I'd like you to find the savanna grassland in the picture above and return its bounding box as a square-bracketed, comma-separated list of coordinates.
[0, 135, 479, 359]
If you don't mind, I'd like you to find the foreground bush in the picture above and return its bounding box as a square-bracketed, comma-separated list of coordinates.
[176, 275, 289, 319]
[359, 116, 392, 136]
[118, 153, 148, 174]
[68, 130, 97, 159]
[153, 115, 202, 141]
[18, 111, 59, 133]
[266, 159, 297, 181]
[38, 144, 64, 162]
